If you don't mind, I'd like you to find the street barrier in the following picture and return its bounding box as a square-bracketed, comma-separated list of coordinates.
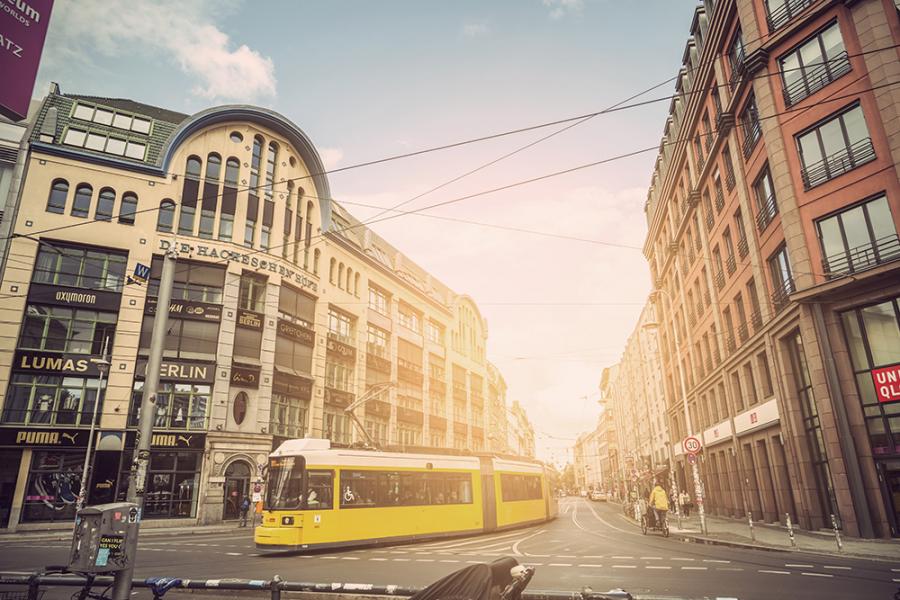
[0, 573, 638, 600]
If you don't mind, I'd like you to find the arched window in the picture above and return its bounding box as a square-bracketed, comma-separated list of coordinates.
[205, 153, 221, 181]
[338, 263, 344, 289]
[313, 249, 321, 275]
[96, 187, 115, 221]
[329, 258, 336, 284]
[46, 179, 68, 214]
[71, 184, 92, 218]
[354, 273, 360, 297]
[346, 267, 353, 292]
[157, 199, 176, 232]
[186, 155, 202, 179]
[224, 157, 240, 186]
[265, 141, 278, 199]
[119, 192, 138, 225]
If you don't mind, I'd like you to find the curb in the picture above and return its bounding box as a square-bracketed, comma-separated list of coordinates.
[676, 532, 900, 563]
[0, 526, 248, 544]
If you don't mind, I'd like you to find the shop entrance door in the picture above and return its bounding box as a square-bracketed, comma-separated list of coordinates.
[878, 461, 900, 537]
[223, 461, 252, 521]
[0, 450, 22, 528]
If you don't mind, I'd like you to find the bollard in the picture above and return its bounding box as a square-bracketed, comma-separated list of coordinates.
[831, 514, 843, 552]
[785, 513, 796, 547]
[271, 574, 282, 600]
[747, 511, 755, 542]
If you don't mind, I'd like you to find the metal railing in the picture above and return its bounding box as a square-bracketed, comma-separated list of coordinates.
[755, 194, 779, 232]
[726, 254, 737, 275]
[695, 300, 704, 317]
[327, 330, 355, 346]
[714, 270, 726, 290]
[783, 51, 851, 106]
[801, 137, 876, 189]
[0, 573, 636, 600]
[714, 188, 725, 213]
[766, 0, 815, 32]
[751, 309, 764, 332]
[725, 167, 736, 191]
[742, 119, 761, 158]
[771, 277, 796, 313]
[737, 322, 749, 343]
[726, 335, 736, 354]
[823, 234, 900, 278]
[705, 210, 714, 231]
[737, 236, 749, 259]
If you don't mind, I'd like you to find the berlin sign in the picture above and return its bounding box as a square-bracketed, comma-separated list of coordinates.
[683, 436, 702, 455]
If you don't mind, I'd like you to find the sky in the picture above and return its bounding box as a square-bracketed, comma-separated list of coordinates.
[34, 0, 697, 466]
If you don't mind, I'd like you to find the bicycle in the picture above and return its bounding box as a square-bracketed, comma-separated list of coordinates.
[640, 509, 670, 537]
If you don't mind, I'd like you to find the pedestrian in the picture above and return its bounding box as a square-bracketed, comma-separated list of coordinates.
[679, 491, 691, 517]
[239, 497, 250, 527]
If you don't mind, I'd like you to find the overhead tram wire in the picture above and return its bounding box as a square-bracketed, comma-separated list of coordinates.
[1, 78, 897, 306]
[3, 40, 897, 247]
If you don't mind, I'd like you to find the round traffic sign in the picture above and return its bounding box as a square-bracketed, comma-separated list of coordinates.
[683, 436, 702, 455]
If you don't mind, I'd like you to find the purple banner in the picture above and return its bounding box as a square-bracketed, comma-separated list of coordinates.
[0, 0, 54, 121]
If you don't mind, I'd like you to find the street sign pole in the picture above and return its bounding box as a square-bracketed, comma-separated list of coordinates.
[111, 248, 177, 600]
[682, 436, 706, 535]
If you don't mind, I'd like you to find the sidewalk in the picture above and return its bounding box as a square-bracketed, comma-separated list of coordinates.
[667, 511, 900, 562]
[0, 522, 253, 544]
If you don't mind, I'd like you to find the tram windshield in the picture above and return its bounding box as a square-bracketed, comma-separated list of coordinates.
[265, 456, 306, 510]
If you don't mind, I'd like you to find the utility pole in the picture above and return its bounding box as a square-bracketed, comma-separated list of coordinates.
[75, 336, 111, 515]
[112, 248, 178, 600]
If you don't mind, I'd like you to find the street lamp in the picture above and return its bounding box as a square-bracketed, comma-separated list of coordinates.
[75, 336, 111, 514]
[645, 288, 707, 535]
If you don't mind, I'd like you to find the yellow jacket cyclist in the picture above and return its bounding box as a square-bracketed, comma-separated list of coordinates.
[648, 484, 669, 526]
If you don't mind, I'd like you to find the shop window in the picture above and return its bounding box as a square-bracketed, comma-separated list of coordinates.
[46, 179, 68, 214]
[139, 318, 219, 362]
[129, 382, 210, 430]
[118, 449, 200, 518]
[71, 184, 92, 218]
[20, 450, 84, 523]
[119, 192, 137, 225]
[816, 194, 899, 277]
[797, 104, 874, 189]
[2, 374, 104, 426]
[32, 245, 127, 292]
[20, 305, 117, 354]
[95, 187, 115, 221]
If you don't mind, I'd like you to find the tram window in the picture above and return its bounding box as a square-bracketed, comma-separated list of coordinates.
[500, 474, 543, 501]
[378, 471, 401, 506]
[425, 473, 447, 504]
[445, 473, 473, 504]
[340, 471, 378, 507]
[337, 470, 472, 507]
[306, 470, 333, 510]
[400, 472, 428, 505]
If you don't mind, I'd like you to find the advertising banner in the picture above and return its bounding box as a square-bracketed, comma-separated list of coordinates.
[0, 0, 54, 121]
[872, 364, 900, 403]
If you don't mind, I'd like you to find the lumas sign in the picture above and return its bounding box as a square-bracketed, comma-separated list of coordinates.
[0, 0, 53, 121]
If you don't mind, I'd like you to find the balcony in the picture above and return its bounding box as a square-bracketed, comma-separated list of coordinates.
[783, 51, 851, 106]
[697, 153, 706, 172]
[726, 335, 736, 354]
[766, 0, 815, 32]
[751, 309, 763, 332]
[695, 300, 704, 317]
[729, 59, 746, 91]
[714, 270, 725, 290]
[737, 322, 749, 343]
[737, 236, 749, 259]
[725, 168, 736, 192]
[705, 211, 714, 231]
[801, 138, 876, 190]
[714, 188, 725, 213]
[742, 120, 761, 158]
[823, 234, 900, 278]
[726, 254, 737, 275]
[716, 111, 735, 137]
[756, 195, 779, 232]
[771, 277, 796, 313]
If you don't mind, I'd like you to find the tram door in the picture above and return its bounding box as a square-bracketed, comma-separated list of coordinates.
[223, 461, 252, 520]
[479, 457, 497, 532]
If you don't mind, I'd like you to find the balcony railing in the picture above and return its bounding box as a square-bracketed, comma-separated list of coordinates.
[726, 334, 736, 354]
[823, 234, 900, 278]
[766, 0, 815, 32]
[725, 168, 736, 191]
[756, 194, 779, 232]
[801, 137, 876, 189]
[726, 254, 737, 275]
[327, 330, 355, 346]
[738, 322, 749, 343]
[705, 357, 713, 373]
[705, 211, 714, 231]
[714, 270, 726, 290]
[398, 358, 423, 374]
[696, 300, 704, 317]
[771, 277, 796, 313]
[729, 57, 746, 91]
[751, 309, 763, 332]
[784, 51, 851, 106]
[697, 153, 706, 172]
[366, 342, 388, 359]
[714, 188, 725, 213]
[688, 312, 697, 327]
[742, 119, 762, 158]
[704, 290, 711, 306]
[737, 236, 749, 259]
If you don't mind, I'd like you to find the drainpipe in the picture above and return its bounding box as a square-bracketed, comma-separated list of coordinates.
[811, 302, 874, 538]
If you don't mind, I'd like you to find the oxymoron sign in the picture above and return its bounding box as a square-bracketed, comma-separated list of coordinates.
[0, 0, 54, 121]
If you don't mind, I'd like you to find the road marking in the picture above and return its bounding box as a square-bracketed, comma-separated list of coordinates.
[340, 557, 360, 560]
[640, 556, 662, 560]
[370, 558, 387, 561]
[321, 556, 338, 560]
[439, 560, 460, 563]
[893, 578, 900, 583]
[418, 529, 539, 550]
[786, 564, 814, 568]
[511, 529, 547, 557]
[703, 559, 730, 564]
[759, 570, 791, 575]
[584, 555, 604, 559]
[390, 551, 408, 554]
[646, 566, 671, 570]
[548, 563, 572, 567]
[466, 560, 482, 564]
[717, 568, 744, 572]
[578, 564, 604, 568]
[558, 555, 576, 558]
[801, 573, 833, 578]
[393, 558, 411, 562]
[611, 565, 636, 569]
[416, 559, 435, 562]
[672, 557, 695, 561]
[681, 566, 707, 570]
[225, 552, 242, 556]
[611, 555, 633, 559]
[823, 566, 851, 570]
[893, 568, 900, 572]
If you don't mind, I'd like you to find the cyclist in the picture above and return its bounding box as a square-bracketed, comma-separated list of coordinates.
[648, 480, 669, 529]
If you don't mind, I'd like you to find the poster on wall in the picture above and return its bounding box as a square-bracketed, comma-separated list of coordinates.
[0, 0, 54, 121]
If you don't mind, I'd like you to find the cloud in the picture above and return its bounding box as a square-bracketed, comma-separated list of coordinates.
[542, 0, 584, 19]
[45, 0, 276, 102]
[461, 22, 490, 37]
[319, 148, 345, 170]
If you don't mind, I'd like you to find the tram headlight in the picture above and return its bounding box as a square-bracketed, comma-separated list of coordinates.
[282, 516, 294, 525]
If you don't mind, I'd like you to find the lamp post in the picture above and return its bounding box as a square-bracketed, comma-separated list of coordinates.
[646, 289, 707, 535]
[75, 337, 111, 515]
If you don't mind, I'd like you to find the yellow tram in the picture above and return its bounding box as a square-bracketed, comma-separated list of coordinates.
[255, 439, 558, 552]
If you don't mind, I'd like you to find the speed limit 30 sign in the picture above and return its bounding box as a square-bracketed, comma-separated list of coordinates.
[683, 436, 702, 455]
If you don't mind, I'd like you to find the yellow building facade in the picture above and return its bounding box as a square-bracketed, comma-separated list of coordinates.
[0, 86, 508, 530]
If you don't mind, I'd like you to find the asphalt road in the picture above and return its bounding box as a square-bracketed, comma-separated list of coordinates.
[1, 498, 898, 600]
